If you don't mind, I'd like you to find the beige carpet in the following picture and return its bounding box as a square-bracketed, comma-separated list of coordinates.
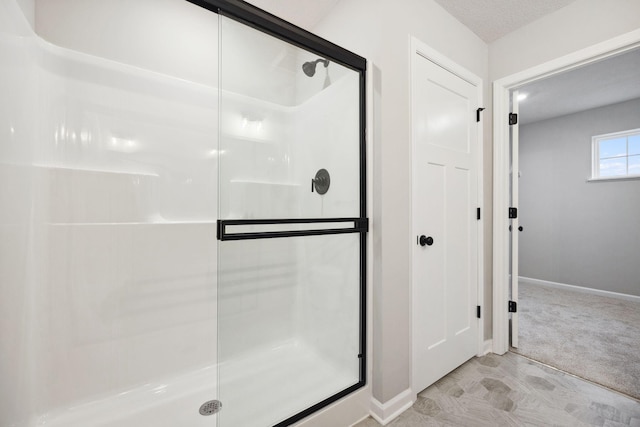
[511, 281, 640, 400]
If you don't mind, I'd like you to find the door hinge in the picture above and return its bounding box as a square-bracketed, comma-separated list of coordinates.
[476, 107, 485, 122]
[509, 113, 518, 125]
[477, 305, 481, 318]
[508, 301, 517, 313]
[508, 207, 518, 219]
[477, 207, 481, 220]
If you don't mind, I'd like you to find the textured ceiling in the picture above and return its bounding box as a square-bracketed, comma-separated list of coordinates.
[247, 0, 580, 43]
[433, 0, 578, 42]
[518, 48, 640, 125]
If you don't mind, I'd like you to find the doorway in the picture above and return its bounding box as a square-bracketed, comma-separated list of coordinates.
[509, 48, 640, 400]
[492, 30, 640, 354]
[493, 34, 640, 400]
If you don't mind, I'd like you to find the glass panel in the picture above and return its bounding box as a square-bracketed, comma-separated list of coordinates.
[599, 137, 627, 159]
[629, 155, 640, 175]
[629, 134, 640, 155]
[217, 234, 361, 426]
[599, 157, 627, 177]
[218, 15, 363, 427]
[219, 16, 361, 220]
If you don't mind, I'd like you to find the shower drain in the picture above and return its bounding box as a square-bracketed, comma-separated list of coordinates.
[199, 400, 222, 416]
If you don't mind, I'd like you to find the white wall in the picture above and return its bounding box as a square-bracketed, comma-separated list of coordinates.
[311, 0, 490, 404]
[519, 98, 640, 296]
[490, 0, 640, 80]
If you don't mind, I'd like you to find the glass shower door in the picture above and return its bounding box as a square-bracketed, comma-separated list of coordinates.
[216, 13, 366, 427]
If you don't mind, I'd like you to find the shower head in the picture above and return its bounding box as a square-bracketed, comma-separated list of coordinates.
[302, 58, 329, 77]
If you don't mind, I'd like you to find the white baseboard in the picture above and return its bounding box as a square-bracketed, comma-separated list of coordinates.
[519, 276, 640, 303]
[481, 339, 493, 355]
[369, 389, 415, 426]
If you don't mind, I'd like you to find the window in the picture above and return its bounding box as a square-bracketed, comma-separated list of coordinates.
[592, 128, 640, 180]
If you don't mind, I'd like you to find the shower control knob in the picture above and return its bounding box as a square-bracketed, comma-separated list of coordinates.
[311, 168, 330, 195]
[418, 235, 434, 247]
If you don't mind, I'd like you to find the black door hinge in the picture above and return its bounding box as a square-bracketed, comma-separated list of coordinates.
[477, 305, 481, 318]
[508, 207, 518, 219]
[509, 113, 518, 125]
[508, 301, 517, 313]
[477, 107, 485, 122]
[477, 207, 481, 220]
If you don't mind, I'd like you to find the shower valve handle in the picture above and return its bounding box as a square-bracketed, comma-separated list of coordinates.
[311, 176, 326, 191]
[311, 169, 330, 195]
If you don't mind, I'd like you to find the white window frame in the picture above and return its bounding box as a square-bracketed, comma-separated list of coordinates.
[591, 128, 640, 181]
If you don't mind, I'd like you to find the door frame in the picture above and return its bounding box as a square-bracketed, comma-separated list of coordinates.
[409, 36, 485, 394]
[492, 29, 640, 354]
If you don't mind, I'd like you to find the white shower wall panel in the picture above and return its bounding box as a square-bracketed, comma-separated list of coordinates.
[31, 48, 220, 420]
[293, 73, 362, 371]
[40, 223, 217, 411]
[0, 5, 43, 424]
[218, 237, 298, 361]
[2, 1, 221, 424]
[293, 73, 360, 219]
[36, 45, 219, 222]
[219, 92, 293, 219]
[35, 0, 219, 89]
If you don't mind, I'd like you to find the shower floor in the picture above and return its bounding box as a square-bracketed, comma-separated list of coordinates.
[36, 340, 356, 427]
[220, 339, 358, 426]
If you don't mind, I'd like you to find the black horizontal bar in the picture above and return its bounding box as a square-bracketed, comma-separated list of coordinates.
[221, 217, 363, 226]
[218, 218, 368, 241]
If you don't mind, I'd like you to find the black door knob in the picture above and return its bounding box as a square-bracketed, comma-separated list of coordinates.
[419, 235, 434, 246]
[518, 226, 523, 232]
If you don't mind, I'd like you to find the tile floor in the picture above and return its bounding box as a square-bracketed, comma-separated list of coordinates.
[355, 352, 640, 426]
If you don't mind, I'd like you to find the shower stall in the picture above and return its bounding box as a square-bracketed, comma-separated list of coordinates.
[0, 0, 367, 426]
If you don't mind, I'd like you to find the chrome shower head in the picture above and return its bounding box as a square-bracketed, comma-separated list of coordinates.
[302, 58, 329, 77]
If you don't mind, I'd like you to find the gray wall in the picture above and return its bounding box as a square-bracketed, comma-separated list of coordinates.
[519, 97, 640, 296]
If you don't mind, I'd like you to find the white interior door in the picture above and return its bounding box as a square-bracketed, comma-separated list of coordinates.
[411, 45, 480, 393]
[510, 91, 520, 349]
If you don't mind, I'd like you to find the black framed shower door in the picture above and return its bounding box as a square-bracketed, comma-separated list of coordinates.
[186, 1, 367, 426]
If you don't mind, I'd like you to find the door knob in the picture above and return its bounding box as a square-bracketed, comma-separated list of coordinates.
[418, 235, 434, 246]
[518, 226, 523, 232]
